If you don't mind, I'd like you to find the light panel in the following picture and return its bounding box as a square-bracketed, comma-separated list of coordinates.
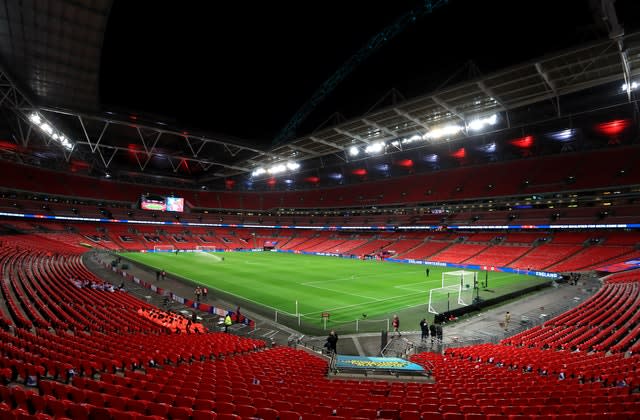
[29, 112, 74, 150]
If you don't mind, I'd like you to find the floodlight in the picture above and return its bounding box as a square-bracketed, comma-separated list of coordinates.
[27, 112, 74, 150]
[424, 124, 463, 139]
[267, 164, 286, 174]
[286, 161, 300, 170]
[622, 81, 638, 91]
[349, 146, 360, 156]
[365, 142, 385, 154]
[252, 167, 266, 177]
[548, 128, 576, 141]
[424, 153, 439, 162]
[468, 113, 498, 131]
[29, 113, 41, 124]
[40, 123, 53, 135]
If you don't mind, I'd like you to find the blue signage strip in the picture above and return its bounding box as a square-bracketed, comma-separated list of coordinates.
[0, 211, 637, 232]
[335, 356, 425, 372]
[385, 258, 561, 279]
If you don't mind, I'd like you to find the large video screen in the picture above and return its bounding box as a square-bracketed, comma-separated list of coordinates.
[165, 196, 184, 212]
[140, 195, 166, 211]
[140, 195, 184, 212]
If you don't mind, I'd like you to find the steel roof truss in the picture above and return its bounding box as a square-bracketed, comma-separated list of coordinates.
[617, 39, 633, 101]
[96, 145, 118, 169]
[431, 95, 465, 123]
[309, 136, 345, 151]
[167, 157, 187, 173]
[197, 161, 214, 172]
[333, 127, 370, 145]
[133, 149, 152, 171]
[534, 62, 560, 116]
[136, 127, 162, 156]
[223, 143, 244, 157]
[78, 116, 109, 153]
[184, 136, 207, 158]
[392, 108, 429, 132]
[362, 118, 397, 138]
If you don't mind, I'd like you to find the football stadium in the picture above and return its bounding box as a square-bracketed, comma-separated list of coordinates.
[0, 1, 639, 419]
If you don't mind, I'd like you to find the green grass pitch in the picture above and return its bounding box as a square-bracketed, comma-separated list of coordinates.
[122, 251, 550, 332]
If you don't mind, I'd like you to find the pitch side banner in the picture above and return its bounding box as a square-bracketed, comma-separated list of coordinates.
[386, 258, 560, 279]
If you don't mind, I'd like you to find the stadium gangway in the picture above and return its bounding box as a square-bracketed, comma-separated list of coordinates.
[381, 334, 417, 358]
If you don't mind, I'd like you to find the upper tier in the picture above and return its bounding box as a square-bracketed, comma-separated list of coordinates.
[1, 145, 639, 210]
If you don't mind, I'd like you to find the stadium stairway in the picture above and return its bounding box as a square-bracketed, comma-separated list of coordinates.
[506, 244, 541, 269]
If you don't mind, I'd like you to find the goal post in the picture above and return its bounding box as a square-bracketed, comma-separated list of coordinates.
[195, 245, 218, 252]
[428, 285, 461, 314]
[442, 269, 475, 290]
[428, 270, 477, 314]
[153, 245, 176, 252]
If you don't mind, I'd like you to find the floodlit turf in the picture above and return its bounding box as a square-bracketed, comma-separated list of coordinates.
[122, 251, 549, 330]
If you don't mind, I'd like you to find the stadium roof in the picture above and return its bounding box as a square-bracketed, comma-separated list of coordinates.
[0, 0, 111, 112]
[0, 0, 638, 189]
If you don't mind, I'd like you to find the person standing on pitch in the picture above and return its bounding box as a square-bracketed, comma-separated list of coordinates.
[392, 314, 401, 337]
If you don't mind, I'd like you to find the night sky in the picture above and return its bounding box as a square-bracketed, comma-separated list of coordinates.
[99, 0, 640, 146]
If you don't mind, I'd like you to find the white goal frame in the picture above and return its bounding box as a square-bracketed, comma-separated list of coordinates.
[195, 245, 218, 252]
[153, 245, 176, 252]
[442, 270, 475, 290]
[428, 270, 477, 314]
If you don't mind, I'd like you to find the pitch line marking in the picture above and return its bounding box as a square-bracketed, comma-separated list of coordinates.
[299, 290, 430, 318]
[301, 282, 379, 300]
[301, 269, 426, 287]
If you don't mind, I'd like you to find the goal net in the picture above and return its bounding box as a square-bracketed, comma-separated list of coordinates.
[428, 270, 476, 314]
[195, 245, 218, 252]
[153, 245, 176, 252]
[442, 270, 475, 290]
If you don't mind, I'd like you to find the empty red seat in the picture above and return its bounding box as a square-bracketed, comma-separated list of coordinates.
[191, 410, 217, 420]
[192, 410, 217, 420]
[278, 410, 302, 420]
[256, 407, 279, 420]
[216, 414, 241, 420]
[356, 408, 378, 419]
[399, 410, 421, 420]
[169, 406, 193, 420]
[67, 403, 91, 420]
[216, 401, 236, 414]
[421, 412, 444, 420]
